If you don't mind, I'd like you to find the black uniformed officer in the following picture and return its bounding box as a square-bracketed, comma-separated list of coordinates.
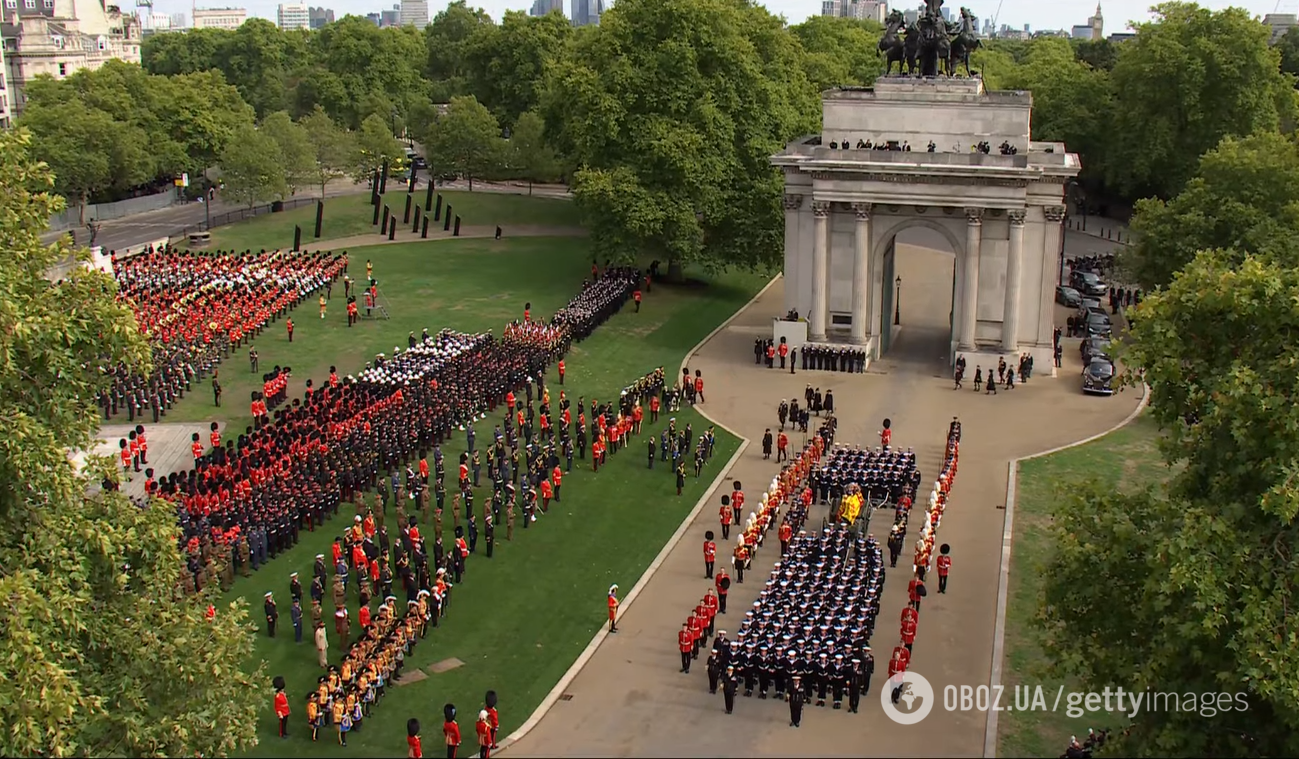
[789, 674, 805, 727]
[722, 665, 738, 714]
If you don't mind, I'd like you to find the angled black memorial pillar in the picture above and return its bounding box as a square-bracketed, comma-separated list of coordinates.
[314, 200, 324, 238]
[403, 194, 412, 224]
[421, 216, 429, 238]
[444, 206, 452, 231]
[434, 194, 443, 221]
[425, 180, 434, 212]
[453, 216, 461, 237]
[293, 225, 302, 252]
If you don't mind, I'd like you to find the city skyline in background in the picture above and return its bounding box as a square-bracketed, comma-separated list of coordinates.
[139, 0, 1294, 33]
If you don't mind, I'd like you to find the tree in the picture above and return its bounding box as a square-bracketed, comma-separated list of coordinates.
[219, 19, 292, 117]
[1122, 131, 1299, 289]
[1040, 251, 1299, 758]
[141, 27, 229, 76]
[506, 110, 561, 193]
[1104, 2, 1297, 200]
[425, 1, 493, 95]
[309, 18, 428, 128]
[20, 103, 152, 221]
[299, 105, 356, 197]
[541, 0, 819, 277]
[260, 110, 314, 195]
[0, 128, 263, 758]
[1071, 37, 1118, 71]
[464, 10, 571, 126]
[1279, 26, 1299, 78]
[422, 95, 503, 190]
[219, 123, 288, 206]
[352, 113, 405, 182]
[789, 15, 884, 91]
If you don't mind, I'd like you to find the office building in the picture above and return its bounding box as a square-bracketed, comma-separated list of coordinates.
[821, 0, 886, 23]
[308, 6, 333, 28]
[571, 0, 602, 26]
[1072, 3, 1103, 41]
[192, 6, 246, 29]
[379, 4, 398, 26]
[2, 0, 142, 119]
[398, 0, 426, 26]
[169, 11, 187, 27]
[530, 0, 563, 17]
[277, 3, 309, 29]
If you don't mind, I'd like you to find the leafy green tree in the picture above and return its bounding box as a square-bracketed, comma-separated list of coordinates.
[0, 128, 263, 758]
[260, 110, 315, 195]
[220, 19, 292, 117]
[1003, 36, 1111, 185]
[300, 105, 356, 197]
[464, 10, 571, 126]
[425, 1, 493, 94]
[1041, 250, 1299, 758]
[309, 18, 428, 128]
[788, 15, 884, 91]
[151, 69, 257, 178]
[1071, 37, 1117, 71]
[141, 27, 230, 76]
[506, 110, 561, 192]
[1280, 26, 1299, 78]
[1124, 131, 1299, 289]
[219, 123, 288, 206]
[422, 95, 503, 190]
[21, 103, 152, 220]
[1105, 2, 1297, 200]
[542, 0, 818, 276]
[352, 113, 406, 182]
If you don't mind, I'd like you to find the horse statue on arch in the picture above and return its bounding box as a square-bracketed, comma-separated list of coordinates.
[877, 10, 908, 75]
[948, 7, 981, 77]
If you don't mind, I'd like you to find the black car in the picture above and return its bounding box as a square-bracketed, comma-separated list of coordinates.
[1080, 336, 1112, 365]
[1077, 305, 1110, 324]
[1083, 359, 1115, 395]
[1084, 311, 1112, 337]
[1055, 285, 1082, 308]
[1070, 270, 1107, 297]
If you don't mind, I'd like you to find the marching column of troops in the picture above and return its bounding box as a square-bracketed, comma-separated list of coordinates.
[101, 246, 345, 422]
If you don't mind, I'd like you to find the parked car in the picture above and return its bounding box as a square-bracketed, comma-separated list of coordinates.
[1080, 295, 1102, 312]
[1080, 336, 1112, 365]
[1070, 269, 1107, 297]
[1082, 359, 1115, 395]
[1077, 305, 1110, 324]
[1056, 285, 1082, 307]
[1084, 310, 1113, 337]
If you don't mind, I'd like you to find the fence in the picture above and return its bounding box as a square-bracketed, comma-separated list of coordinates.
[48, 188, 181, 233]
[170, 196, 321, 242]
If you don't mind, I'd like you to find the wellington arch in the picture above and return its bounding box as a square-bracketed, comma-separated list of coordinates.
[772, 77, 1080, 370]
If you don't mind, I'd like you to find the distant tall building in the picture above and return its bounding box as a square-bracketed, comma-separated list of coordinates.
[307, 5, 333, 28]
[530, 0, 563, 17]
[1078, 2, 1103, 40]
[192, 7, 247, 29]
[365, 11, 380, 25]
[277, 3, 309, 29]
[170, 11, 187, 28]
[379, 4, 398, 26]
[821, 0, 886, 23]
[571, 0, 602, 26]
[398, 0, 427, 27]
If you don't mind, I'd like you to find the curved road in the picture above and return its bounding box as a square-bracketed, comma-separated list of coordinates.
[502, 242, 1141, 757]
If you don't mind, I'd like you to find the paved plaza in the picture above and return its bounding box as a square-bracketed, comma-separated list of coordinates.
[502, 242, 1142, 757]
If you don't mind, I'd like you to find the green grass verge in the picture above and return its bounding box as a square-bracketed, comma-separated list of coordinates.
[181, 216, 769, 756]
[206, 190, 584, 253]
[997, 413, 1170, 758]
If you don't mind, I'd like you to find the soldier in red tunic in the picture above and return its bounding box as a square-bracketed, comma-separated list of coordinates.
[443, 704, 461, 759]
[703, 531, 717, 578]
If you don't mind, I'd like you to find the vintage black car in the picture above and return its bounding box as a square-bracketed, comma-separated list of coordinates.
[1070, 270, 1107, 297]
[1056, 285, 1082, 308]
[1083, 359, 1115, 395]
[1080, 336, 1112, 365]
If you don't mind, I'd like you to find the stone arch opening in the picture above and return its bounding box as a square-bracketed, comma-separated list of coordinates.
[871, 214, 964, 364]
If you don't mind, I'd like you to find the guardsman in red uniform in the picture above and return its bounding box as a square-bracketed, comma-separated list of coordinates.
[714, 568, 730, 613]
[880, 418, 892, 449]
[551, 466, 563, 501]
[442, 704, 461, 759]
[358, 603, 372, 629]
[475, 710, 492, 759]
[347, 299, 358, 326]
[688, 611, 705, 658]
[420, 457, 430, 485]
[191, 432, 204, 461]
[607, 584, 620, 633]
[678, 622, 694, 672]
[901, 615, 917, 652]
[696, 596, 714, 636]
[888, 646, 910, 689]
[127, 431, 141, 472]
[778, 340, 789, 369]
[693, 371, 705, 403]
[539, 478, 553, 512]
[135, 425, 148, 465]
[731, 486, 745, 526]
[908, 575, 926, 611]
[557, 359, 565, 385]
[273, 676, 291, 737]
[778, 521, 793, 554]
[506, 391, 516, 412]
[766, 342, 776, 367]
[719, 495, 733, 540]
[901, 605, 919, 628]
[732, 539, 749, 584]
[936, 543, 952, 593]
[523, 302, 531, 323]
[591, 439, 604, 472]
[703, 588, 719, 630]
[210, 422, 221, 450]
[485, 691, 500, 749]
[633, 288, 642, 312]
[776, 431, 789, 462]
[459, 462, 469, 491]
[649, 393, 660, 423]
[703, 531, 717, 578]
[286, 317, 294, 342]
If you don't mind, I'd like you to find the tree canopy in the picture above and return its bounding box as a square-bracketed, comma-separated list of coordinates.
[541, 0, 818, 273]
[0, 128, 262, 757]
[420, 95, 504, 190]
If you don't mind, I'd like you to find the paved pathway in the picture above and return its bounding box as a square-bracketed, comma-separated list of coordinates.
[503, 243, 1142, 757]
[82, 422, 224, 501]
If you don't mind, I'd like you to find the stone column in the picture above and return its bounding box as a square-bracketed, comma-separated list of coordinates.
[783, 194, 803, 315]
[1040, 205, 1067, 344]
[959, 208, 983, 350]
[1002, 209, 1026, 352]
[810, 201, 831, 342]
[850, 202, 872, 345]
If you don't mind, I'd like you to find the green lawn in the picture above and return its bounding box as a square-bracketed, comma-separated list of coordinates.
[180, 216, 769, 756]
[206, 190, 585, 253]
[997, 414, 1171, 757]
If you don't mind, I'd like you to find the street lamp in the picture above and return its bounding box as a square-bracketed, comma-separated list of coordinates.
[894, 276, 902, 326]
